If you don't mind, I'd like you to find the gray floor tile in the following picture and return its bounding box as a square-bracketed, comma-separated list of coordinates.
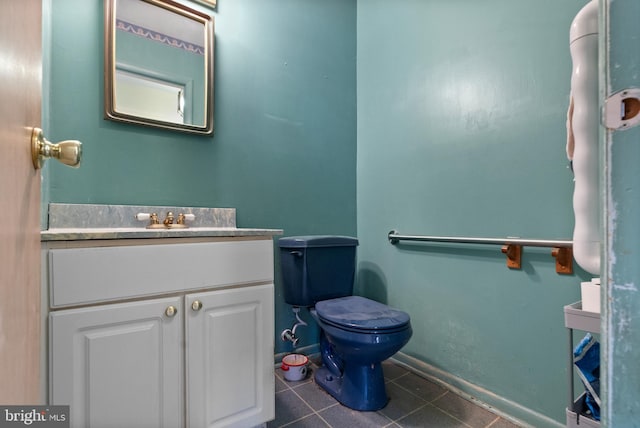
[268, 389, 314, 427]
[284, 414, 331, 428]
[432, 392, 498, 428]
[378, 382, 428, 421]
[382, 360, 409, 382]
[487, 417, 523, 428]
[318, 403, 394, 428]
[392, 372, 447, 402]
[276, 376, 289, 393]
[396, 404, 469, 428]
[269, 360, 524, 428]
[293, 382, 338, 411]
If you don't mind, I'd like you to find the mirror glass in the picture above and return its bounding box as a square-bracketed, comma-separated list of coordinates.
[104, 0, 214, 135]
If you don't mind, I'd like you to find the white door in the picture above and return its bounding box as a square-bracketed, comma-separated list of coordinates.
[50, 297, 184, 428]
[0, 0, 42, 404]
[185, 284, 275, 428]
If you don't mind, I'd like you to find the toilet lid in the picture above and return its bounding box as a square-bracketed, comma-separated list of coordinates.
[315, 296, 410, 331]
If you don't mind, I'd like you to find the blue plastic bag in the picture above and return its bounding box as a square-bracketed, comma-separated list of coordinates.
[574, 333, 600, 421]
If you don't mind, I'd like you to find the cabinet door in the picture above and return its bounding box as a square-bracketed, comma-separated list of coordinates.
[50, 296, 183, 428]
[186, 284, 274, 428]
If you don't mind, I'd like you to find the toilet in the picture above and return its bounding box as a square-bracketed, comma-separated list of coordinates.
[278, 235, 412, 411]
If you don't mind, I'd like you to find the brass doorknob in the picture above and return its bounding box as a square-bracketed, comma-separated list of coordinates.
[191, 300, 203, 311]
[31, 127, 82, 169]
[165, 306, 178, 317]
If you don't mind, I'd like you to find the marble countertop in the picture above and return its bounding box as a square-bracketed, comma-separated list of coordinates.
[41, 227, 283, 241]
[41, 203, 282, 241]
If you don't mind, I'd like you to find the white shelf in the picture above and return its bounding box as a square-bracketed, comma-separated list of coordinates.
[564, 301, 600, 334]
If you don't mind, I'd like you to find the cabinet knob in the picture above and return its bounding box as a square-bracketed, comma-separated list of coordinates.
[191, 300, 203, 311]
[165, 306, 178, 317]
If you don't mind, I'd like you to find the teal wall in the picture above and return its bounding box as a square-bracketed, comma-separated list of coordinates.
[45, 0, 357, 353]
[356, 0, 590, 425]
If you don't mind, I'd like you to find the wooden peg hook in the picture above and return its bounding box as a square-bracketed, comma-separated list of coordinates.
[501, 244, 522, 269]
[552, 247, 573, 274]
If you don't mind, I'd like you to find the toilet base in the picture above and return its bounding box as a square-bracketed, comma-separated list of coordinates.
[314, 362, 388, 411]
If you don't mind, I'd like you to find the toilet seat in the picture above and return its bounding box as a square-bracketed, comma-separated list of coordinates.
[315, 296, 410, 333]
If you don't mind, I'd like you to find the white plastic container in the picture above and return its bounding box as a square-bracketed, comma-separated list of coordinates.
[581, 278, 601, 313]
[569, 0, 600, 276]
[281, 354, 308, 381]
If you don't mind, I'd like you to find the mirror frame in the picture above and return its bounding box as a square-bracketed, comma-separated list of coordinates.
[193, 0, 217, 8]
[104, 0, 214, 135]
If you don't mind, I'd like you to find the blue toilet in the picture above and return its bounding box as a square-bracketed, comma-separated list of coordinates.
[278, 236, 412, 411]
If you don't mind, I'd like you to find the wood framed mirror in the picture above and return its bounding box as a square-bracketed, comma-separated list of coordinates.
[104, 0, 214, 135]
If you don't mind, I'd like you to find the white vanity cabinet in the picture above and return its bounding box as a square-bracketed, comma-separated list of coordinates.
[43, 237, 276, 428]
[50, 296, 184, 428]
[186, 285, 274, 428]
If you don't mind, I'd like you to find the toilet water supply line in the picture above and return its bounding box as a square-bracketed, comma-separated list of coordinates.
[281, 307, 307, 347]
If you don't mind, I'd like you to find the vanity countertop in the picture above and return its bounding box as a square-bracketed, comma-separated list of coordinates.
[41, 203, 282, 241]
[41, 227, 283, 241]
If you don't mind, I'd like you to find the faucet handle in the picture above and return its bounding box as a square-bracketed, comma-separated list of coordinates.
[175, 213, 195, 228]
[177, 213, 195, 225]
[136, 212, 162, 228]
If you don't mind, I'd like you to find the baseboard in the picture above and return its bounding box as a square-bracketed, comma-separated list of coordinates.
[390, 352, 565, 428]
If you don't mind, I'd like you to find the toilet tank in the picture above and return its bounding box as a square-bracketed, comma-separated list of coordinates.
[278, 236, 358, 307]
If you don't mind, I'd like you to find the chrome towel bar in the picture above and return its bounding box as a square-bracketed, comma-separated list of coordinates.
[387, 230, 573, 248]
[387, 230, 574, 274]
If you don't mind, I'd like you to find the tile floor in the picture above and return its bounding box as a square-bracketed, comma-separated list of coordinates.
[269, 358, 523, 428]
